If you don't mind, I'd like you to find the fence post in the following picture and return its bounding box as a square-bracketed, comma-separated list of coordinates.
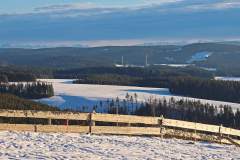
[89, 110, 96, 134]
[66, 119, 69, 133]
[219, 124, 223, 144]
[6, 110, 9, 129]
[159, 115, 165, 139]
[88, 113, 92, 134]
[48, 118, 52, 125]
[92, 110, 96, 127]
[194, 122, 197, 142]
[34, 125, 37, 132]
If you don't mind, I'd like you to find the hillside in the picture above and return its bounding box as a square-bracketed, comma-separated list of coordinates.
[1, 43, 240, 75]
[0, 131, 239, 159]
[0, 93, 57, 111]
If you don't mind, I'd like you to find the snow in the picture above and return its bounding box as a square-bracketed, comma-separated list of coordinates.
[200, 67, 217, 72]
[187, 51, 212, 63]
[153, 64, 192, 67]
[215, 77, 240, 81]
[0, 131, 239, 160]
[37, 79, 172, 112]
[36, 79, 240, 112]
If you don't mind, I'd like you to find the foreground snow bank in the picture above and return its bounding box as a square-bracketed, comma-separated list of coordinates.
[0, 131, 239, 160]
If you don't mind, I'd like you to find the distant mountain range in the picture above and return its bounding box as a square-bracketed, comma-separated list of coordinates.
[1, 40, 240, 48]
[0, 42, 240, 75]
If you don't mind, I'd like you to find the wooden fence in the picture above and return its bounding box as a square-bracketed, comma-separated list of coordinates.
[0, 109, 239, 146]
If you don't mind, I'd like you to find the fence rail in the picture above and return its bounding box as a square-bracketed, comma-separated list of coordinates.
[0, 109, 239, 146]
[0, 109, 89, 121]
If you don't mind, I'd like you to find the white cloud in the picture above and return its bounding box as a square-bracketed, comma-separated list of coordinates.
[34, 2, 99, 12]
[212, 1, 240, 9]
[182, 0, 240, 11]
[35, 0, 185, 13]
[2, 0, 240, 17]
[142, 0, 184, 5]
[34, 0, 240, 15]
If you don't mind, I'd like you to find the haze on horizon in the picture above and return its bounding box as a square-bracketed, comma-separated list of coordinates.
[1, 0, 240, 47]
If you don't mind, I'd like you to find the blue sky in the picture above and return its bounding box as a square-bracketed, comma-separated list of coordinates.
[0, 0, 150, 13]
[0, 0, 240, 47]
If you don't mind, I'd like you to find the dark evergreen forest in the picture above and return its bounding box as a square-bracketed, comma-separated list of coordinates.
[0, 82, 54, 99]
[135, 98, 240, 129]
[0, 93, 57, 111]
[96, 96, 240, 129]
[169, 77, 240, 103]
[0, 93, 58, 124]
[0, 67, 37, 82]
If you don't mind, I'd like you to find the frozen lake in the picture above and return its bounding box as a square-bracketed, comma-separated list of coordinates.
[37, 79, 172, 112]
[37, 79, 240, 112]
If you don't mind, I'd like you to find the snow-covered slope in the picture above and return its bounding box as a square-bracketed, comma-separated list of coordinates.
[37, 79, 240, 112]
[0, 131, 239, 160]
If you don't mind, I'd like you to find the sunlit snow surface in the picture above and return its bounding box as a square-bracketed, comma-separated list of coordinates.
[0, 131, 239, 160]
[187, 51, 212, 63]
[37, 79, 240, 112]
[215, 77, 240, 81]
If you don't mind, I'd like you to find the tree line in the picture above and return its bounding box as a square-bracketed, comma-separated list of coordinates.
[83, 94, 240, 129]
[135, 97, 240, 129]
[169, 77, 240, 103]
[0, 82, 54, 99]
[0, 93, 58, 124]
[0, 67, 37, 82]
[0, 93, 57, 111]
[74, 72, 240, 104]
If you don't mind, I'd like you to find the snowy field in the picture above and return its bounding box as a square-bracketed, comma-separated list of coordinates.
[36, 79, 240, 112]
[187, 51, 212, 63]
[0, 131, 239, 160]
[215, 77, 240, 81]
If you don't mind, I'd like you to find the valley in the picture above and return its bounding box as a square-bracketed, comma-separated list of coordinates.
[36, 79, 240, 112]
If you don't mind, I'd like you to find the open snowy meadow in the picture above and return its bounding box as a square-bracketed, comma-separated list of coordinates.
[37, 79, 240, 112]
[0, 131, 239, 160]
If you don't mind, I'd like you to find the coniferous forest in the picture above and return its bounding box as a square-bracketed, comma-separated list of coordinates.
[0, 93, 58, 124]
[0, 82, 54, 99]
[99, 96, 240, 129]
[135, 98, 240, 129]
[0, 67, 37, 82]
[169, 77, 240, 103]
[0, 93, 58, 111]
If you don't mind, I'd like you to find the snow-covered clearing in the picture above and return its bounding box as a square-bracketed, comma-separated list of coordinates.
[36, 79, 240, 112]
[153, 64, 191, 67]
[0, 131, 239, 160]
[187, 51, 212, 63]
[215, 77, 240, 81]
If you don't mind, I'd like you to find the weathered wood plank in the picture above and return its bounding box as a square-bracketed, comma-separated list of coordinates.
[92, 113, 159, 125]
[0, 124, 89, 133]
[163, 119, 220, 134]
[92, 126, 161, 135]
[221, 127, 240, 137]
[0, 109, 240, 138]
[37, 125, 89, 133]
[0, 124, 35, 132]
[0, 109, 89, 121]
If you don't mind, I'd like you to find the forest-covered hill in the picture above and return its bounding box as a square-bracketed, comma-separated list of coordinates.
[1, 43, 240, 75]
[0, 93, 57, 111]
